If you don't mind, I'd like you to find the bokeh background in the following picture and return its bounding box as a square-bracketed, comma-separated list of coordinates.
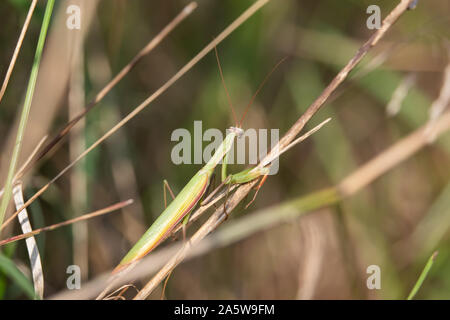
[0, 0, 449, 299]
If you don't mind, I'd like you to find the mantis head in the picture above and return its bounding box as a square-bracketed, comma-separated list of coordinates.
[228, 126, 244, 138]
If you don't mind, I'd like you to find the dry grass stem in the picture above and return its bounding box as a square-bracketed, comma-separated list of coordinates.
[0, 0, 38, 104]
[0, 199, 133, 246]
[338, 111, 450, 197]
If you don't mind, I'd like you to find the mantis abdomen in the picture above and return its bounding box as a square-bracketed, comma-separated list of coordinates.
[114, 170, 210, 273]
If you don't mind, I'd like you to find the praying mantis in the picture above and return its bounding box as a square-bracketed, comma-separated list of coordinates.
[113, 125, 265, 273]
[100, 50, 330, 299]
[113, 118, 329, 273]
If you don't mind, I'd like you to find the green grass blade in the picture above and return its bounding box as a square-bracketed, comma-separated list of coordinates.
[0, 253, 37, 299]
[407, 251, 438, 300]
[0, 0, 55, 228]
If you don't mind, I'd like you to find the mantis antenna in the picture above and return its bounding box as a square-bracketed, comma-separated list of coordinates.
[214, 47, 288, 128]
[239, 56, 288, 127]
[214, 47, 238, 126]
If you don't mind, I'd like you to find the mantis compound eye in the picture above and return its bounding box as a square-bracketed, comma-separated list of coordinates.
[408, 0, 418, 10]
[229, 126, 244, 137]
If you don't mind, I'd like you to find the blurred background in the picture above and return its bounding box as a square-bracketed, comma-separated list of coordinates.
[0, 0, 449, 299]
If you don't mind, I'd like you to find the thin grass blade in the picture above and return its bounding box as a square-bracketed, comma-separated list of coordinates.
[0, 253, 37, 299]
[407, 251, 438, 300]
[0, 0, 55, 229]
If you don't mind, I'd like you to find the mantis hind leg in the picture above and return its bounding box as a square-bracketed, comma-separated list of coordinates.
[163, 179, 176, 208]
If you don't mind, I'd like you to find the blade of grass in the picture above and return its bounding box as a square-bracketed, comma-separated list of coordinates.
[0, 253, 37, 299]
[0, 0, 55, 230]
[0, 241, 17, 299]
[407, 251, 438, 300]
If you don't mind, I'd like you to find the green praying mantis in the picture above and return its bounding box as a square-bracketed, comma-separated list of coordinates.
[113, 119, 329, 274]
[99, 50, 331, 298]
